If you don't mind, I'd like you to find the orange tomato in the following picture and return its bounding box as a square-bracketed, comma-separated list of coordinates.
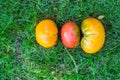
[61, 22, 80, 48]
[81, 18, 105, 53]
[36, 19, 58, 48]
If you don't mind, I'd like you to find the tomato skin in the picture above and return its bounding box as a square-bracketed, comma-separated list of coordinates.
[61, 22, 80, 48]
[36, 19, 58, 48]
[81, 18, 105, 53]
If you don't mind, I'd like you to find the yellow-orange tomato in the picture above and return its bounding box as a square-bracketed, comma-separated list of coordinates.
[81, 18, 105, 53]
[36, 19, 58, 48]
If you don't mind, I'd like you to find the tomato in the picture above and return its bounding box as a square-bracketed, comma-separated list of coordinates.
[61, 22, 80, 48]
[81, 18, 105, 53]
[36, 19, 58, 48]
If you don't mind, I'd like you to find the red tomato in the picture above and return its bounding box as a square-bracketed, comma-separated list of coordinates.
[61, 22, 80, 48]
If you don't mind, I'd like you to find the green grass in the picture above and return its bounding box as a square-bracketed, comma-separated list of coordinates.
[0, 0, 120, 80]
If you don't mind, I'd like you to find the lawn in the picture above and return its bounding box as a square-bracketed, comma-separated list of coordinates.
[0, 0, 120, 80]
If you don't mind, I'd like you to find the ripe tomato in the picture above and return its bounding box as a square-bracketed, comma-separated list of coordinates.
[36, 19, 58, 48]
[61, 22, 80, 48]
[81, 18, 105, 53]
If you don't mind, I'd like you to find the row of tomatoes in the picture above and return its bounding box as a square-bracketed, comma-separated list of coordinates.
[36, 18, 105, 54]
